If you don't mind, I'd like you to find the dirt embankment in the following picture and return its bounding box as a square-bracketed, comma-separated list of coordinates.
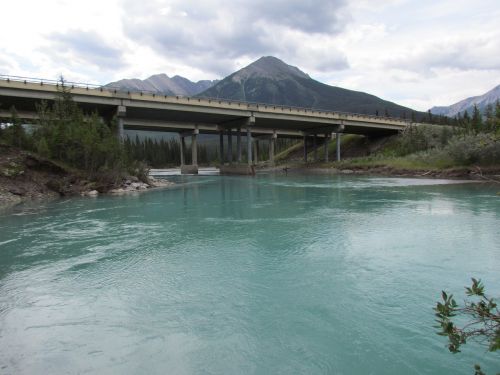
[0, 145, 173, 208]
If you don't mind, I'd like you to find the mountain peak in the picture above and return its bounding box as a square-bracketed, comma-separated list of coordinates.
[106, 73, 218, 96]
[430, 83, 500, 117]
[231, 56, 309, 83]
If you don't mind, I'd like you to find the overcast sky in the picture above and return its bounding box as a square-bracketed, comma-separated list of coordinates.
[1, 0, 499, 110]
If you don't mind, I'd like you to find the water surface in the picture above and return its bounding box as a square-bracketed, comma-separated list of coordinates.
[0, 175, 499, 374]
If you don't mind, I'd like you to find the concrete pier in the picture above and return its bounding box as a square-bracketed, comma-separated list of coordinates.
[220, 164, 255, 175]
[313, 134, 318, 161]
[324, 134, 329, 162]
[303, 135, 308, 162]
[269, 137, 275, 165]
[253, 140, 259, 164]
[237, 127, 242, 162]
[227, 129, 233, 163]
[180, 136, 186, 166]
[336, 132, 341, 161]
[246, 127, 252, 165]
[191, 133, 197, 166]
[219, 131, 224, 164]
[180, 130, 199, 174]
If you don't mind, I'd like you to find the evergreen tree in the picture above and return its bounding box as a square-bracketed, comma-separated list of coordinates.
[495, 100, 500, 132]
[484, 104, 494, 132]
[471, 104, 483, 132]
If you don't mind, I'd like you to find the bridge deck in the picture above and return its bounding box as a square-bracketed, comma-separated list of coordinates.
[0, 76, 413, 137]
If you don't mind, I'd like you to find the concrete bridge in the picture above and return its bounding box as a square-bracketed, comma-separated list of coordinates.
[0, 75, 413, 174]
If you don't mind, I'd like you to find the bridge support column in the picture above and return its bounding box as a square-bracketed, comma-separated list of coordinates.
[247, 127, 252, 165]
[219, 130, 224, 164]
[180, 136, 186, 166]
[118, 118, 125, 141]
[336, 132, 341, 161]
[269, 135, 275, 165]
[324, 134, 329, 162]
[180, 129, 198, 174]
[116, 105, 126, 142]
[313, 134, 318, 161]
[303, 135, 308, 162]
[192, 133, 197, 166]
[227, 129, 233, 163]
[237, 127, 242, 162]
[253, 140, 259, 164]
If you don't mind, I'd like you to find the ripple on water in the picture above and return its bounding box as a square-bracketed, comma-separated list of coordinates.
[0, 176, 498, 374]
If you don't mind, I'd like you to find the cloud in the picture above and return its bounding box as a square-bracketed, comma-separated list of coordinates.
[385, 33, 500, 74]
[120, 0, 349, 76]
[48, 30, 127, 70]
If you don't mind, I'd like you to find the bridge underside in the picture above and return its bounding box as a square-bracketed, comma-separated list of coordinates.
[0, 91, 400, 137]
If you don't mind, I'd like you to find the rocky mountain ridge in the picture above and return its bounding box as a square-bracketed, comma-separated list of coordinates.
[430, 84, 500, 117]
[106, 73, 218, 96]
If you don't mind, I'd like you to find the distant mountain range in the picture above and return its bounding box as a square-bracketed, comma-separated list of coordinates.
[430, 84, 500, 117]
[106, 74, 219, 96]
[107, 56, 426, 119]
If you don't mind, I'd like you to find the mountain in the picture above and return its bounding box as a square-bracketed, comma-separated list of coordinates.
[106, 74, 219, 96]
[430, 84, 500, 117]
[198, 56, 424, 119]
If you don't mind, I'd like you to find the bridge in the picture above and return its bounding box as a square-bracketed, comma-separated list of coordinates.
[0, 75, 413, 174]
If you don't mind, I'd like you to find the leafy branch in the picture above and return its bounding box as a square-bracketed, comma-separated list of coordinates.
[435, 278, 499, 374]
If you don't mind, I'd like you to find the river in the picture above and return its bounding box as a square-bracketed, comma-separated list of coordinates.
[0, 175, 498, 374]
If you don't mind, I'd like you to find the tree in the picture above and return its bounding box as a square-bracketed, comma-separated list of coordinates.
[484, 104, 494, 132]
[435, 278, 499, 374]
[471, 104, 483, 132]
[33, 77, 128, 182]
[495, 100, 500, 132]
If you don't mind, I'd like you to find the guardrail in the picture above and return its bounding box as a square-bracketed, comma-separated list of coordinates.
[0, 74, 411, 124]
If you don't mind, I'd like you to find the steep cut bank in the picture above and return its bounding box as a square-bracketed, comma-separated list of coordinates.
[0, 145, 171, 208]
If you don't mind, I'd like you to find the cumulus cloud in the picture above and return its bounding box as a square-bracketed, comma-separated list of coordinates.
[385, 33, 500, 74]
[119, 0, 349, 75]
[48, 30, 127, 70]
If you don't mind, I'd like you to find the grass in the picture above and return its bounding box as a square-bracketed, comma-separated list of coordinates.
[274, 129, 500, 173]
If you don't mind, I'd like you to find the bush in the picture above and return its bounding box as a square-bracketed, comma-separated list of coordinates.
[394, 125, 454, 156]
[445, 133, 500, 166]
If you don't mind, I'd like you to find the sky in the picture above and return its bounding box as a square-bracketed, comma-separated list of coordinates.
[1, 0, 499, 111]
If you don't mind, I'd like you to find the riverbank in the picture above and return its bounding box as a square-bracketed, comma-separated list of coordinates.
[0, 145, 173, 208]
[264, 162, 500, 181]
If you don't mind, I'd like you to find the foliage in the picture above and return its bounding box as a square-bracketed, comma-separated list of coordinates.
[435, 279, 499, 374]
[32, 81, 127, 182]
[127, 159, 150, 183]
[443, 133, 500, 166]
[392, 125, 454, 157]
[0, 107, 32, 149]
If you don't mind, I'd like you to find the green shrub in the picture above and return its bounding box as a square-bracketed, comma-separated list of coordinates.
[445, 133, 500, 165]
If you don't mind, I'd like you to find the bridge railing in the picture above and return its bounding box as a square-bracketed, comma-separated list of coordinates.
[0, 74, 411, 124]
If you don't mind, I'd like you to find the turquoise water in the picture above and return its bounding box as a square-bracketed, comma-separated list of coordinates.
[0, 175, 498, 374]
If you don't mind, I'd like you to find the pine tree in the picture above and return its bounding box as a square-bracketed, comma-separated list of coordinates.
[471, 104, 483, 132]
[484, 104, 494, 131]
[495, 100, 500, 132]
